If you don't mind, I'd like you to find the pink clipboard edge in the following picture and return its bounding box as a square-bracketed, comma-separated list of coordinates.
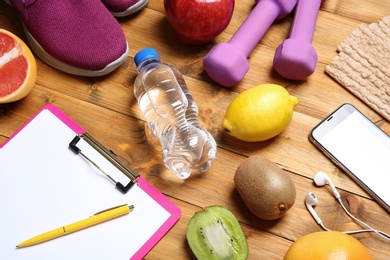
[1, 104, 182, 259]
[132, 176, 181, 260]
[0, 104, 85, 149]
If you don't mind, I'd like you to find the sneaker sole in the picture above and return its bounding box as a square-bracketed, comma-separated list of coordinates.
[110, 0, 149, 17]
[23, 25, 129, 77]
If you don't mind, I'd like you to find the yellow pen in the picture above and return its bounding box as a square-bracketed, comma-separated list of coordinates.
[17, 204, 134, 248]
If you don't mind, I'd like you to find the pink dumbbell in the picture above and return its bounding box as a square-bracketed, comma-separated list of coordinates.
[273, 0, 322, 80]
[203, 0, 297, 87]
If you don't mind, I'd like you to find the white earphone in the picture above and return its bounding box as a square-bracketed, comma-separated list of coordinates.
[306, 171, 390, 240]
[314, 171, 340, 199]
[305, 192, 322, 225]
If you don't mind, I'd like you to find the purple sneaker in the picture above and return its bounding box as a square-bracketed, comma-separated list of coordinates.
[6, 0, 129, 77]
[102, 0, 149, 17]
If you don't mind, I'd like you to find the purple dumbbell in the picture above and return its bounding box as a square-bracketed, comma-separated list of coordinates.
[273, 0, 322, 80]
[203, 0, 297, 87]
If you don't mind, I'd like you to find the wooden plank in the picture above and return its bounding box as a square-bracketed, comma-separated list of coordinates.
[1, 0, 390, 259]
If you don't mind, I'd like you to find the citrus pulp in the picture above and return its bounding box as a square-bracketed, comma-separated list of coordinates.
[222, 84, 299, 142]
[0, 29, 37, 104]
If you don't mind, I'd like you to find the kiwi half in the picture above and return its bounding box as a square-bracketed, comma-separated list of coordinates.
[186, 205, 248, 260]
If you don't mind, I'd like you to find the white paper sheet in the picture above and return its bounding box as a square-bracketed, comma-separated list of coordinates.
[0, 109, 172, 260]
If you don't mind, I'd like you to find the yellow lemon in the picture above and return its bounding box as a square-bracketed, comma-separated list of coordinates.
[222, 84, 299, 142]
[284, 231, 373, 260]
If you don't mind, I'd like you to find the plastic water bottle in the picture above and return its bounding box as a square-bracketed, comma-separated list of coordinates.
[133, 48, 217, 179]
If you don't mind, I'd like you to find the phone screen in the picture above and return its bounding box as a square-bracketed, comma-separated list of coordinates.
[310, 104, 390, 211]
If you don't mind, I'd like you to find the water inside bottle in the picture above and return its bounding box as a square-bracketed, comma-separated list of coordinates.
[137, 65, 217, 178]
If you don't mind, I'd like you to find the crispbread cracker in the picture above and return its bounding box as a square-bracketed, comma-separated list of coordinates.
[336, 24, 368, 52]
[325, 15, 390, 121]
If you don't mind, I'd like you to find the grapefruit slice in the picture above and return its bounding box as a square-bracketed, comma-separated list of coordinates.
[0, 29, 37, 104]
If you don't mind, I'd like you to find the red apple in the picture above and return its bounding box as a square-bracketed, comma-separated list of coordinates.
[164, 0, 235, 45]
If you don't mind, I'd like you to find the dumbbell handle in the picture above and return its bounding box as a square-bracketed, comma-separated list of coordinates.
[289, 0, 322, 42]
[229, 0, 297, 57]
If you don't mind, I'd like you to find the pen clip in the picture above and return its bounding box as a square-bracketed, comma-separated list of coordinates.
[93, 204, 133, 215]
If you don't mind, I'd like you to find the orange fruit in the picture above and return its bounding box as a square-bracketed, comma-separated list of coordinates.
[284, 231, 373, 260]
[0, 29, 37, 104]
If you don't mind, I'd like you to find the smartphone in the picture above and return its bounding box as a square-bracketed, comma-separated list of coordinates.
[309, 103, 390, 212]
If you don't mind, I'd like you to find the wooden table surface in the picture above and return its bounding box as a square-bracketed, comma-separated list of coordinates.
[1, 0, 390, 259]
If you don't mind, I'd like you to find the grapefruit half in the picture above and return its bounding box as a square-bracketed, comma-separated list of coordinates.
[284, 231, 373, 260]
[0, 29, 37, 104]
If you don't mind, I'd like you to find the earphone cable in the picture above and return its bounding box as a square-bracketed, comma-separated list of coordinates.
[337, 197, 390, 241]
[308, 172, 390, 240]
[319, 223, 331, 231]
[319, 217, 390, 238]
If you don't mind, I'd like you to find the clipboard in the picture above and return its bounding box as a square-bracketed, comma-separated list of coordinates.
[0, 104, 181, 260]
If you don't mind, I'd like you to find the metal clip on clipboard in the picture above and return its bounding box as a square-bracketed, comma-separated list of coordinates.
[69, 133, 138, 193]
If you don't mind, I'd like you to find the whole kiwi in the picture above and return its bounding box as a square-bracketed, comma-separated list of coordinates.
[234, 155, 296, 220]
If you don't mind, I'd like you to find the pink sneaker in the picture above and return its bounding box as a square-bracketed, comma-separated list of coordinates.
[102, 0, 149, 17]
[6, 0, 129, 77]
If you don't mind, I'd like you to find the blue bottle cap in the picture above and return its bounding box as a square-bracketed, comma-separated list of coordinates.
[134, 48, 160, 67]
